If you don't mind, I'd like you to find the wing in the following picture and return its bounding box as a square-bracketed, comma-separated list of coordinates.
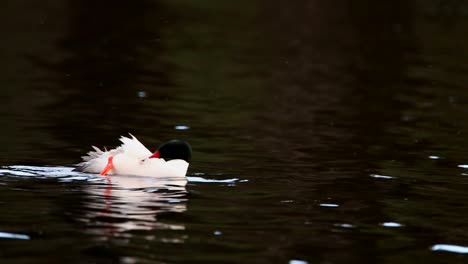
[77, 134, 152, 173]
[117, 134, 152, 159]
[76, 146, 111, 173]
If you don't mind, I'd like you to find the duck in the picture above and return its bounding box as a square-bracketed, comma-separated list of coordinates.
[77, 134, 192, 177]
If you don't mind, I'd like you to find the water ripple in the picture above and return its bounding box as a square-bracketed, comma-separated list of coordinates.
[0, 165, 246, 238]
[0, 165, 246, 184]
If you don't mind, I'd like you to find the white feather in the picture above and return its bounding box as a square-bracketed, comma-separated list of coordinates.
[117, 134, 152, 158]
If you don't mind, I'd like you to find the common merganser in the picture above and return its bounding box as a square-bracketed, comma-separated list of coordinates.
[77, 135, 192, 177]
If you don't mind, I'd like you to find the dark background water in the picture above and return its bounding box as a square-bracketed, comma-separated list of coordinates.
[1, 0, 468, 263]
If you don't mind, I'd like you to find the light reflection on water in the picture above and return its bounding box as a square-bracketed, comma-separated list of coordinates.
[82, 174, 188, 237]
[431, 244, 468, 254]
[0, 231, 30, 240]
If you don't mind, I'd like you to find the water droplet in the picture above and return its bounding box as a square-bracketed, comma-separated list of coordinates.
[137, 91, 147, 98]
[429, 155, 440, 160]
[214, 230, 222, 236]
[458, 165, 468, 169]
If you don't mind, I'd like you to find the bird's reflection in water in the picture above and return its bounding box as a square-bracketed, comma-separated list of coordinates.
[80, 175, 188, 241]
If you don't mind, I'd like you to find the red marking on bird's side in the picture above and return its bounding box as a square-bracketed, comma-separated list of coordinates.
[100, 156, 114, 176]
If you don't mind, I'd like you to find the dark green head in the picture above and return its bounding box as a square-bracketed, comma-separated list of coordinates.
[149, 140, 192, 163]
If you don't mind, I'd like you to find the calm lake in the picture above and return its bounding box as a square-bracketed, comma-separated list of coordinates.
[1, 1, 468, 263]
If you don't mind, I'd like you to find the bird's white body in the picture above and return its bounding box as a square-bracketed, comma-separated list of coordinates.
[78, 135, 189, 177]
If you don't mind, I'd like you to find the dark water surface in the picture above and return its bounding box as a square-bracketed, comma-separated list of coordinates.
[1, 1, 468, 263]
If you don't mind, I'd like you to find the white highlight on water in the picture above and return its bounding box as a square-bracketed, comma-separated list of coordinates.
[0, 170, 35, 176]
[380, 222, 402, 227]
[431, 244, 468, 254]
[0, 232, 30, 240]
[334, 223, 355, 228]
[369, 174, 395, 179]
[187, 176, 242, 183]
[174, 125, 190, 130]
[319, 203, 339, 208]
[289, 260, 308, 264]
